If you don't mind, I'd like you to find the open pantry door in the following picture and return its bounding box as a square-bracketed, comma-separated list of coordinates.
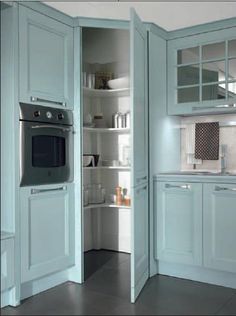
[130, 9, 149, 303]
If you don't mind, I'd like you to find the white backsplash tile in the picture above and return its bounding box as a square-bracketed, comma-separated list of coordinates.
[181, 114, 236, 172]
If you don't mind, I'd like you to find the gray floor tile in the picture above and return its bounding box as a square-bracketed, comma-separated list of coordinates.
[2, 251, 236, 316]
[216, 294, 236, 315]
[138, 275, 235, 315]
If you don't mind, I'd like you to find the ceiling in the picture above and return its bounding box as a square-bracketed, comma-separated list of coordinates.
[44, 1, 236, 31]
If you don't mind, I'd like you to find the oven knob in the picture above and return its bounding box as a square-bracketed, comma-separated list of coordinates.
[58, 113, 64, 120]
[34, 111, 40, 117]
[46, 111, 52, 119]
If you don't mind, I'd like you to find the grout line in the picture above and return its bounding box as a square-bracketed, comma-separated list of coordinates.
[214, 292, 236, 315]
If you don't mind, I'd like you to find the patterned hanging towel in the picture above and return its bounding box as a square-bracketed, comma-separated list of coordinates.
[195, 122, 220, 160]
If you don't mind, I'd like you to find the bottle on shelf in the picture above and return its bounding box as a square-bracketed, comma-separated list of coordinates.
[115, 186, 123, 206]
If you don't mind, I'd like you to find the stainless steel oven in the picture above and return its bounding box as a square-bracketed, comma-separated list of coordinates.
[20, 103, 74, 187]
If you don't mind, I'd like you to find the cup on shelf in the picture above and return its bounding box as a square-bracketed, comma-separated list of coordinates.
[87, 184, 106, 204]
[83, 155, 95, 167]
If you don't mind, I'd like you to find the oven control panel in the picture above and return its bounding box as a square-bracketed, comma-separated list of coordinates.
[20, 103, 73, 126]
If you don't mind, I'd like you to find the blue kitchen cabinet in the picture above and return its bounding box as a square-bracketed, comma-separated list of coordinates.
[203, 183, 236, 274]
[19, 5, 74, 109]
[20, 184, 75, 283]
[155, 181, 203, 266]
[168, 27, 236, 115]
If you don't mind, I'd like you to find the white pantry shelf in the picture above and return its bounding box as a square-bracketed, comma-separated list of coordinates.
[83, 166, 131, 170]
[84, 203, 131, 210]
[83, 87, 130, 98]
[83, 127, 130, 133]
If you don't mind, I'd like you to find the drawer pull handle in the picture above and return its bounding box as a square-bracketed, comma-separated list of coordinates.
[165, 184, 190, 190]
[31, 187, 66, 195]
[193, 104, 236, 111]
[31, 96, 66, 107]
[215, 186, 236, 192]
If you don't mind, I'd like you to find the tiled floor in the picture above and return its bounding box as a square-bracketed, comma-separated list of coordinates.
[2, 250, 236, 315]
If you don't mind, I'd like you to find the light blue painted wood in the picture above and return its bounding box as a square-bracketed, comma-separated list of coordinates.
[130, 9, 149, 303]
[77, 17, 129, 29]
[131, 11, 148, 188]
[19, 2, 74, 27]
[68, 26, 83, 284]
[131, 183, 149, 303]
[1, 2, 21, 307]
[20, 184, 75, 283]
[158, 261, 236, 289]
[168, 17, 236, 40]
[203, 183, 236, 274]
[1, 238, 15, 294]
[155, 181, 203, 266]
[19, 5, 74, 109]
[148, 30, 181, 277]
[168, 26, 236, 115]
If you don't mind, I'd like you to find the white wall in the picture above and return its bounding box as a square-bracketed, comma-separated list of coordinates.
[46, 2, 236, 31]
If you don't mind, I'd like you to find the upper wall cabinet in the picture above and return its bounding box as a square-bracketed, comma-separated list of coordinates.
[19, 6, 74, 109]
[168, 27, 236, 115]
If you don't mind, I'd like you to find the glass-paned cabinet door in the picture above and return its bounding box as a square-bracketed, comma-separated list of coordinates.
[168, 28, 236, 115]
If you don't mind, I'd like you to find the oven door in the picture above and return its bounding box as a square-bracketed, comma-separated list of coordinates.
[20, 121, 74, 186]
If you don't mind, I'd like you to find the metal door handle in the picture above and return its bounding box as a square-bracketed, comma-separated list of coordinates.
[31, 186, 66, 195]
[31, 125, 71, 132]
[137, 176, 147, 182]
[165, 184, 191, 190]
[215, 186, 236, 192]
[193, 104, 236, 111]
[136, 185, 148, 194]
[31, 96, 66, 107]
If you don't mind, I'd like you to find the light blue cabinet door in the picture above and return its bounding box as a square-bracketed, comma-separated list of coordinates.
[168, 27, 236, 116]
[203, 183, 236, 273]
[20, 184, 75, 283]
[155, 181, 203, 266]
[131, 9, 148, 188]
[130, 9, 149, 303]
[131, 183, 149, 303]
[19, 5, 74, 109]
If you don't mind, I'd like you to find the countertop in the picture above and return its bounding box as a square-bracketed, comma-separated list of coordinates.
[154, 172, 236, 184]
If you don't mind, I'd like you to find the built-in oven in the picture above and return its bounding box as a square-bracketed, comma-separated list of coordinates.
[19, 103, 74, 187]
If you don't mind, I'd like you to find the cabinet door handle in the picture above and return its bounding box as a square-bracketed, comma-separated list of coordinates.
[136, 185, 148, 194]
[192, 104, 236, 111]
[31, 186, 66, 195]
[31, 96, 66, 107]
[215, 186, 236, 192]
[31, 125, 72, 132]
[137, 176, 147, 183]
[165, 184, 191, 190]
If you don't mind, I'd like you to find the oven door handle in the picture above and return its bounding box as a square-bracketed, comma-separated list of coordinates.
[31, 125, 72, 132]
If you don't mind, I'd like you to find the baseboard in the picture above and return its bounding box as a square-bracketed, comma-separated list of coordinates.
[157, 261, 236, 289]
[20, 269, 70, 301]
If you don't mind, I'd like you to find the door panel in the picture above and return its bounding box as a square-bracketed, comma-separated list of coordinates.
[131, 183, 149, 303]
[19, 6, 73, 109]
[21, 184, 75, 282]
[155, 181, 203, 266]
[131, 9, 148, 187]
[130, 8, 149, 303]
[204, 183, 236, 273]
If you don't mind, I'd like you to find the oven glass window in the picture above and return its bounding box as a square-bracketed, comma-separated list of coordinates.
[32, 135, 65, 168]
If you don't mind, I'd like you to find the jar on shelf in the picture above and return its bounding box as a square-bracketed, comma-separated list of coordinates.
[83, 186, 89, 206]
[88, 184, 106, 204]
[94, 113, 107, 128]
